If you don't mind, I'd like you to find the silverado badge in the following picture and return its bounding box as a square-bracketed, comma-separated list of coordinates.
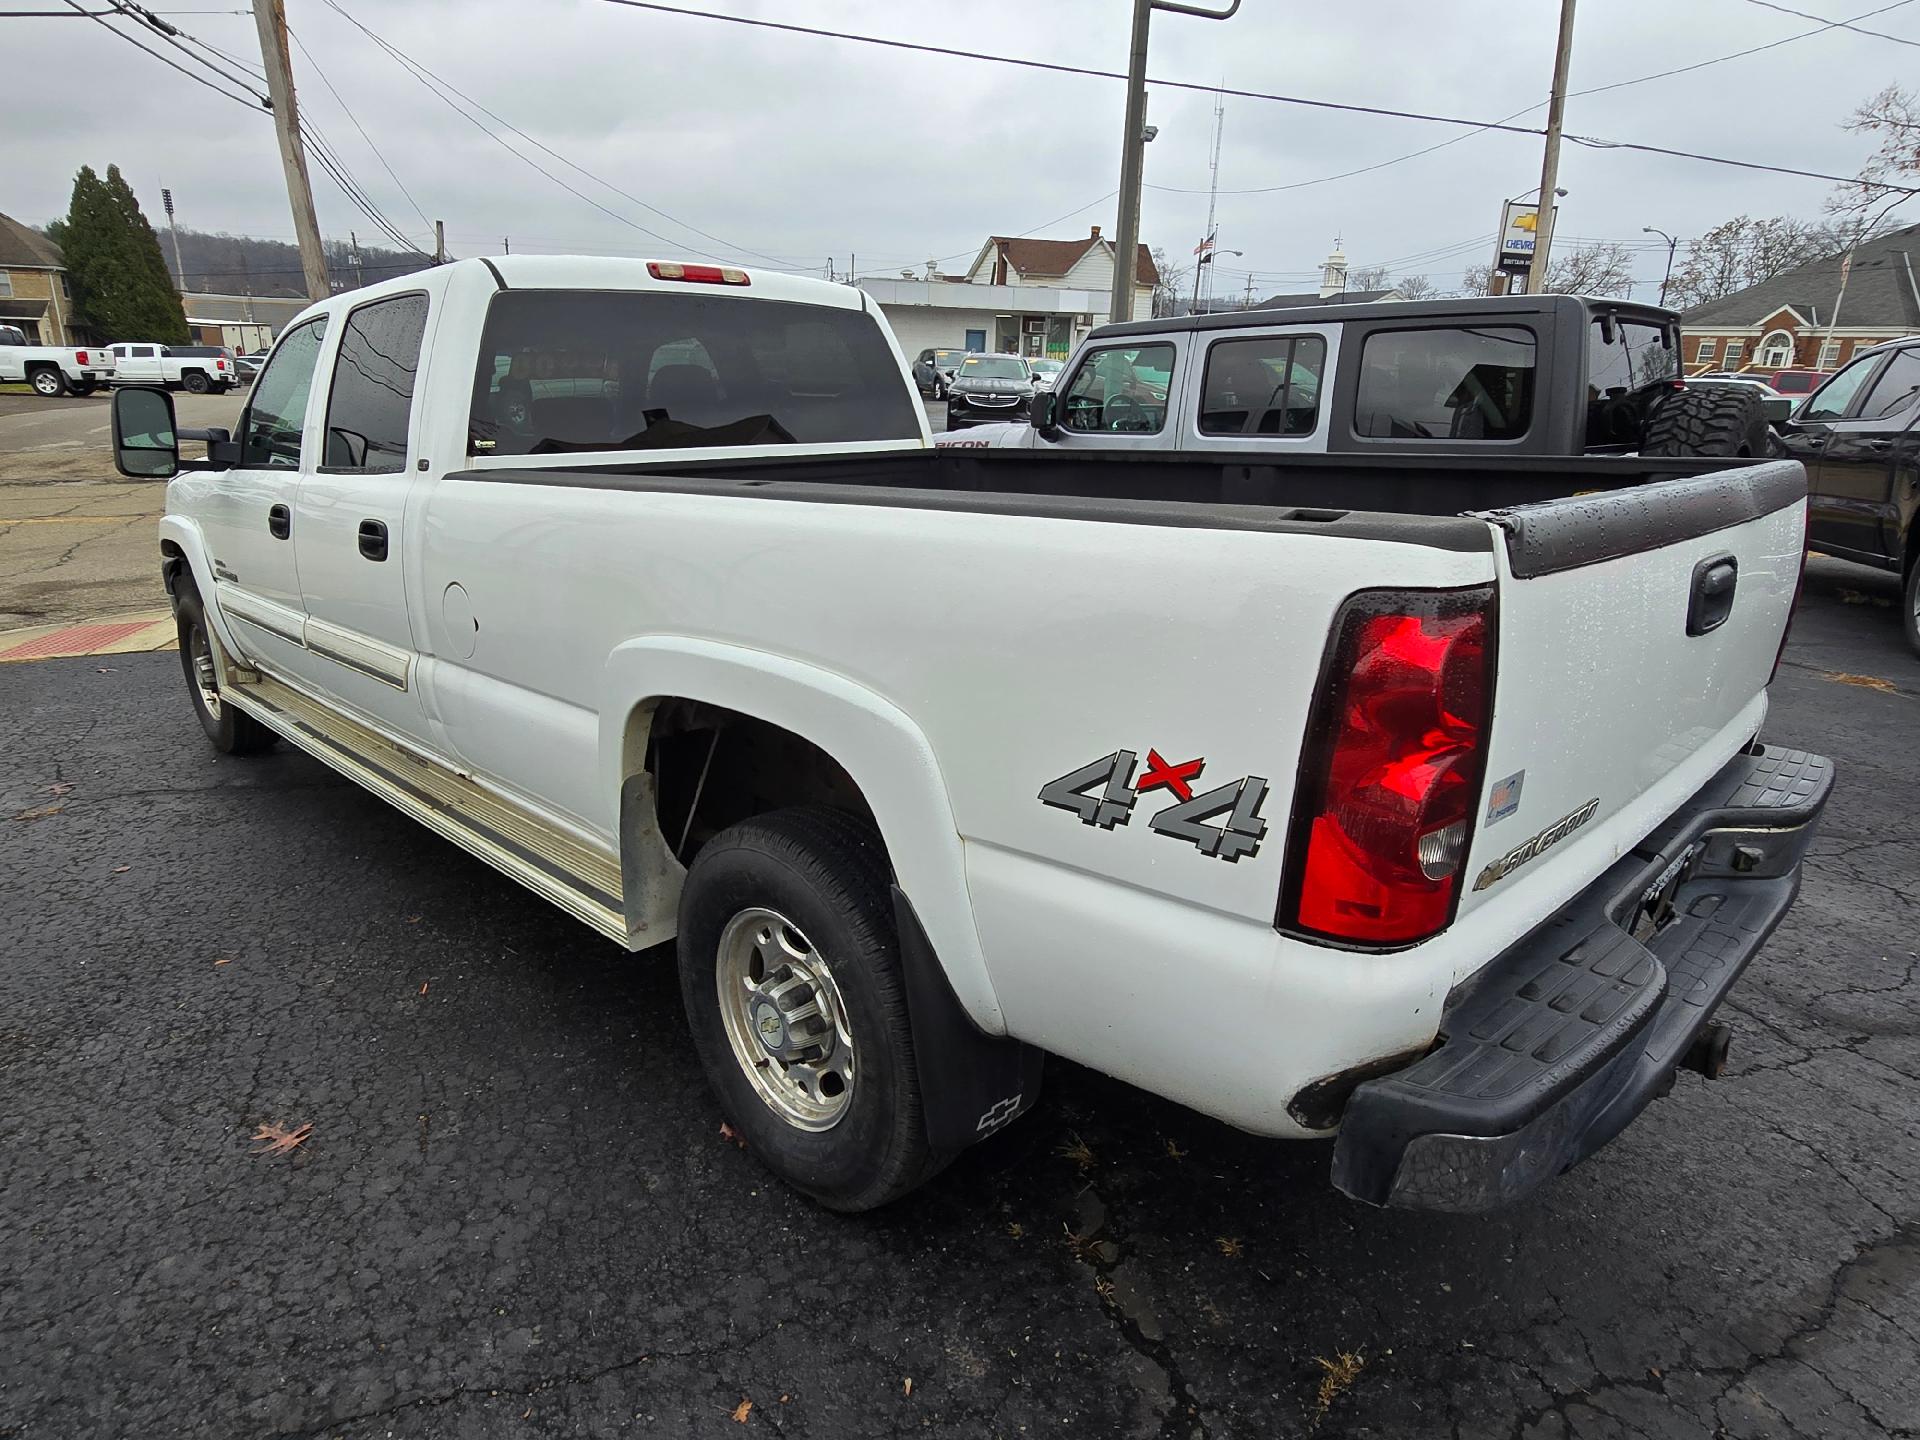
[1472, 798, 1600, 892]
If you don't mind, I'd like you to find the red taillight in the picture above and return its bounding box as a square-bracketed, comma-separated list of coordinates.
[647, 261, 750, 286]
[75, 350, 88, 365]
[1280, 587, 1495, 947]
[216, 358, 227, 370]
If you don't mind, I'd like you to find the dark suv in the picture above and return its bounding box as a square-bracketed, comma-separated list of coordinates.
[1775, 339, 1920, 653]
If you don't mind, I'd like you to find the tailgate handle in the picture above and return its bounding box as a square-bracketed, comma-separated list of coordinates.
[1687, 554, 1738, 637]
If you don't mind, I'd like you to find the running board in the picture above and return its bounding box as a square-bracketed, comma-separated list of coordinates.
[222, 672, 630, 946]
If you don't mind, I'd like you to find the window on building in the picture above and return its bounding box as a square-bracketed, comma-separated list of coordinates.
[1695, 337, 1718, 363]
[58, 274, 69, 299]
[1355, 326, 1535, 440]
[0, 271, 13, 298]
[241, 318, 328, 468]
[1817, 339, 1841, 369]
[323, 293, 429, 473]
[1723, 341, 1744, 368]
[1199, 334, 1327, 436]
[1758, 330, 1794, 369]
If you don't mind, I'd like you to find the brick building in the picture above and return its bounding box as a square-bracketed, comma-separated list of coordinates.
[1679, 221, 1920, 376]
[0, 211, 83, 345]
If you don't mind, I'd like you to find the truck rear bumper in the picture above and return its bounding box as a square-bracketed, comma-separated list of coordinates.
[1331, 743, 1833, 1212]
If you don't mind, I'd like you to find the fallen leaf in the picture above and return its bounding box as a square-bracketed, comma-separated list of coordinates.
[1164, 1139, 1188, 1160]
[405, 914, 422, 925]
[213, 956, 232, 966]
[1313, 1351, 1365, 1423]
[1093, 1275, 1115, 1301]
[730, 1397, 752, 1424]
[903, 1378, 913, 1398]
[11, 804, 63, 822]
[1006, 1222, 1025, 1239]
[1216, 1236, 1244, 1258]
[521, 1409, 531, 1420]
[779, 1394, 790, 1404]
[1822, 671, 1897, 693]
[111, 865, 130, 874]
[47, 782, 74, 796]
[94, 667, 116, 673]
[419, 981, 429, 996]
[719, 1121, 746, 1150]
[1055, 1132, 1096, 1171]
[251, 1121, 313, 1156]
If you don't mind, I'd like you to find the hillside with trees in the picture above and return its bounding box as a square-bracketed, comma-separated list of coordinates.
[155, 227, 434, 297]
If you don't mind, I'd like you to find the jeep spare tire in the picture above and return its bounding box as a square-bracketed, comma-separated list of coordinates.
[1642, 384, 1769, 459]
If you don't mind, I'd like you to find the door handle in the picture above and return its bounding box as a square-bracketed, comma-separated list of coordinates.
[1687, 554, 1738, 637]
[357, 518, 389, 562]
[268, 503, 290, 539]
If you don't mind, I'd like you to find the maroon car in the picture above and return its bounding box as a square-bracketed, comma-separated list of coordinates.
[1768, 369, 1832, 396]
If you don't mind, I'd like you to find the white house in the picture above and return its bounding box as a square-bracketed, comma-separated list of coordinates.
[859, 226, 1159, 362]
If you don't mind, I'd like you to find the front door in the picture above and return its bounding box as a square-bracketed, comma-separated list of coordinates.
[291, 289, 434, 746]
[1813, 347, 1920, 562]
[965, 328, 987, 353]
[1046, 338, 1185, 452]
[196, 317, 327, 675]
[1786, 352, 1888, 558]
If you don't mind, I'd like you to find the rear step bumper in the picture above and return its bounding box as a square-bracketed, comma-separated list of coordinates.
[1331, 744, 1833, 1212]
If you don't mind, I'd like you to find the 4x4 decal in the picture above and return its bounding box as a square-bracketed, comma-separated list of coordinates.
[1039, 748, 1269, 862]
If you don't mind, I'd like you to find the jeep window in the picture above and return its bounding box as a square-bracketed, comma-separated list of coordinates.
[469, 291, 918, 455]
[1587, 319, 1675, 395]
[1059, 343, 1175, 433]
[240, 318, 328, 469]
[1800, 353, 1882, 422]
[323, 293, 429, 473]
[1355, 326, 1535, 441]
[1199, 334, 1327, 436]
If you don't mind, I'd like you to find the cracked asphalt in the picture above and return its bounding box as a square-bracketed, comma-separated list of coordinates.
[1, 558, 1914, 1439]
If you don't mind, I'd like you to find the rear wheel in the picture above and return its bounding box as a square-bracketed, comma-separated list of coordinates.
[173, 583, 276, 755]
[181, 370, 211, 395]
[29, 367, 65, 398]
[676, 806, 944, 1211]
[67, 380, 96, 398]
[1642, 385, 1769, 458]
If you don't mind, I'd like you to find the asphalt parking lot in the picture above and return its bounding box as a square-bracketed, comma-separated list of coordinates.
[1, 561, 1915, 1439]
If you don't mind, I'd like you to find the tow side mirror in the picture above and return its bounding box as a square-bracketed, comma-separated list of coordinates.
[112, 385, 179, 479]
[1030, 391, 1058, 437]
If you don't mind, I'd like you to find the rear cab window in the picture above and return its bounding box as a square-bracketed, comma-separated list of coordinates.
[1585, 316, 1677, 448]
[322, 293, 429, 473]
[468, 291, 920, 456]
[1354, 326, 1536, 442]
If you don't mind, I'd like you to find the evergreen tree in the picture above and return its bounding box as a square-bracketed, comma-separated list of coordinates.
[52, 165, 189, 343]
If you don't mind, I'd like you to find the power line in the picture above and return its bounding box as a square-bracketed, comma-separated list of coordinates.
[1737, 0, 1920, 45]
[104, 0, 266, 93]
[321, 0, 790, 266]
[287, 25, 433, 239]
[57, 0, 265, 109]
[590, 0, 1920, 198]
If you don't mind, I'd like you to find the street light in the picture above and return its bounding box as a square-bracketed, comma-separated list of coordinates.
[1191, 245, 1243, 313]
[1643, 226, 1679, 308]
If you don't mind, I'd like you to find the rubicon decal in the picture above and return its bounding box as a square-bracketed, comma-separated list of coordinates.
[1472, 797, 1600, 892]
[1039, 748, 1269, 862]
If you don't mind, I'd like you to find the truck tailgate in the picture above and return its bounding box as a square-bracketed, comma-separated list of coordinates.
[1452, 461, 1805, 956]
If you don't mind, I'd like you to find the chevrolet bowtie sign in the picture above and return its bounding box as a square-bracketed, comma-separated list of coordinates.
[1499, 200, 1557, 271]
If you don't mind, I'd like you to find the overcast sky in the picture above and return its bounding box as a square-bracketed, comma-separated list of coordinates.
[6, 0, 1908, 300]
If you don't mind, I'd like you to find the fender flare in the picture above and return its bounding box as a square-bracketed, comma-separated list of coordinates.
[156, 516, 245, 659]
[599, 635, 1006, 1036]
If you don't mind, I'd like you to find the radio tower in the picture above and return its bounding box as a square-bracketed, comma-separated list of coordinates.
[1200, 85, 1225, 312]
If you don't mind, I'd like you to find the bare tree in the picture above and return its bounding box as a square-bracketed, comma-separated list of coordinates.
[1665, 215, 1847, 310]
[1542, 242, 1637, 298]
[1348, 263, 1393, 292]
[1394, 273, 1437, 301]
[1454, 263, 1497, 297]
[1830, 84, 1920, 224]
[1150, 245, 1191, 318]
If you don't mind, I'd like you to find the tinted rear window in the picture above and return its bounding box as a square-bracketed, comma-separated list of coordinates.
[469, 290, 918, 455]
[1355, 326, 1535, 441]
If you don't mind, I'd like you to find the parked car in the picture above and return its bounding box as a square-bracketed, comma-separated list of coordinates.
[112, 255, 1829, 1216]
[107, 342, 240, 394]
[0, 323, 115, 396]
[942, 352, 1035, 429]
[1027, 357, 1065, 391]
[232, 354, 264, 385]
[910, 347, 966, 400]
[936, 295, 1770, 459]
[1767, 369, 1832, 398]
[1774, 337, 1920, 653]
[1686, 375, 1793, 423]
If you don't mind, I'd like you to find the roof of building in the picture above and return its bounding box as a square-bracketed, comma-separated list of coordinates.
[979, 228, 1160, 286]
[181, 292, 313, 325]
[1257, 288, 1399, 308]
[0, 212, 63, 270]
[1680, 222, 1920, 331]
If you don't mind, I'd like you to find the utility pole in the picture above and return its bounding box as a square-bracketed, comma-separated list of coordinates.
[504, 236, 510, 256]
[1526, 0, 1577, 296]
[349, 230, 364, 288]
[1108, 0, 1240, 326]
[434, 220, 446, 265]
[252, 0, 330, 302]
[161, 187, 187, 294]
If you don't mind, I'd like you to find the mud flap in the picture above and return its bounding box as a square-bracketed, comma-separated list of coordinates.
[892, 886, 1042, 1152]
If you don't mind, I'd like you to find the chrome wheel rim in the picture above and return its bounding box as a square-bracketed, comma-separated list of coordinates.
[189, 621, 220, 718]
[716, 906, 854, 1130]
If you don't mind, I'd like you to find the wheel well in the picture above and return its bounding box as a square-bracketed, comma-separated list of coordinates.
[160, 540, 188, 595]
[642, 698, 879, 866]
[1905, 521, 1920, 580]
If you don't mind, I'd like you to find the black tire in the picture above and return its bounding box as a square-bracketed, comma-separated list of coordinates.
[67, 380, 95, 398]
[181, 370, 211, 395]
[28, 366, 65, 398]
[1903, 557, 1920, 659]
[1642, 385, 1769, 458]
[676, 805, 945, 1211]
[173, 582, 276, 755]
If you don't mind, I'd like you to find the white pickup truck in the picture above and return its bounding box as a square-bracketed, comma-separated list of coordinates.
[106, 341, 240, 394]
[111, 256, 1831, 1214]
[0, 323, 115, 396]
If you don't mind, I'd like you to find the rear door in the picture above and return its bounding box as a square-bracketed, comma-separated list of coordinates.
[1186, 325, 1336, 452]
[1455, 465, 1806, 948]
[292, 288, 435, 746]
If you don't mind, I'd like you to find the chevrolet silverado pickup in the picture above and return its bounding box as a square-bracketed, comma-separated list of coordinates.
[0, 324, 115, 396]
[936, 294, 1774, 460]
[112, 257, 1831, 1213]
